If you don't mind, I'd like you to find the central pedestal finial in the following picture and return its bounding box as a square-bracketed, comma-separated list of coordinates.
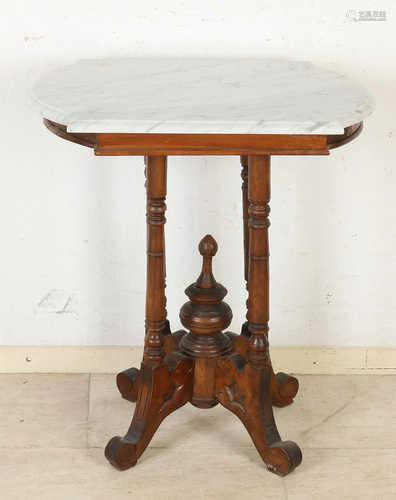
[179, 234, 232, 338]
[179, 235, 233, 408]
[196, 234, 218, 289]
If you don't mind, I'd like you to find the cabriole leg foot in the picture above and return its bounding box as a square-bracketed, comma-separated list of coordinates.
[214, 354, 302, 476]
[105, 352, 194, 470]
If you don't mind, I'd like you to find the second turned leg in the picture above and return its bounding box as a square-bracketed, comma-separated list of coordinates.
[239, 155, 299, 407]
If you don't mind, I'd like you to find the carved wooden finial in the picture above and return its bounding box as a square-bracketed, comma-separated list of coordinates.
[199, 234, 218, 258]
[179, 234, 232, 372]
[197, 235, 218, 289]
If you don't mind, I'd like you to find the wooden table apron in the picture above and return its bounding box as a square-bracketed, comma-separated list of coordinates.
[43, 119, 362, 477]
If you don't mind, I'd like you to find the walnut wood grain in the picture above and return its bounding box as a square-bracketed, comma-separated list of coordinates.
[95, 132, 329, 156]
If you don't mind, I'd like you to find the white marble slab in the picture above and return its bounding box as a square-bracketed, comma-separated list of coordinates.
[28, 58, 374, 135]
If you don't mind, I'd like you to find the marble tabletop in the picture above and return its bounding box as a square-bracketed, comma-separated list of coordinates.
[28, 58, 374, 135]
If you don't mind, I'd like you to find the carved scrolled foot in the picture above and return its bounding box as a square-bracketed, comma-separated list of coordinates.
[105, 352, 194, 471]
[240, 321, 299, 407]
[105, 436, 138, 471]
[214, 354, 302, 476]
[265, 441, 303, 476]
[271, 372, 299, 408]
[116, 367, 140, 402]
[116, 326, 187, 403]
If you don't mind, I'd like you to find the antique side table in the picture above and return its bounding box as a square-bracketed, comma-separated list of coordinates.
[29, 58, 374, 476]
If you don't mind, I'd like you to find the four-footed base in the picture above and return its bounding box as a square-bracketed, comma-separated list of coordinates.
[107, 331, 302, 477]
[107, 234, 302, 476]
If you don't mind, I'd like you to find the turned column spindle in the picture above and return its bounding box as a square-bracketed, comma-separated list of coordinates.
[241, 155, 250, 289]
[229, 155, 299, 406]
[144, 156, 168, 366]
[247, 155, 271, 368]
[240, 154, 251, 338]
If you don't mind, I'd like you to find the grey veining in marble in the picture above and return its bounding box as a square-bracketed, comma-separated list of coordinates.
[28, 58, 374, 135]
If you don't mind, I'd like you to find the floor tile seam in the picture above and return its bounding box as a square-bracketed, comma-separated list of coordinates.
[86, 373, 91, 448]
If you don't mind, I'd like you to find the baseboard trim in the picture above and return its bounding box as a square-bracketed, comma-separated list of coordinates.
[0, 346, 395, 374]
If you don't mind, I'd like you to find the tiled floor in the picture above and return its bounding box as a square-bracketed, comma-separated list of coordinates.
[1, 374, 396, 499]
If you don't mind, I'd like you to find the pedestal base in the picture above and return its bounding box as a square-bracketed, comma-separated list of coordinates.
[116, 328, 299, 408]
[106, 235, 302, 476]
[105, 335, 302, 476]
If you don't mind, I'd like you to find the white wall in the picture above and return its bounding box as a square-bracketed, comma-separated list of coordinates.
[0, 0, 395, 347]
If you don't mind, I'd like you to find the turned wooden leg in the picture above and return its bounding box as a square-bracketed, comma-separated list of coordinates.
[215, 155, 301, 475]
[105, 156, 193, 470]
[239, 155, 299, 408]
[115, 158, 184, 404]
